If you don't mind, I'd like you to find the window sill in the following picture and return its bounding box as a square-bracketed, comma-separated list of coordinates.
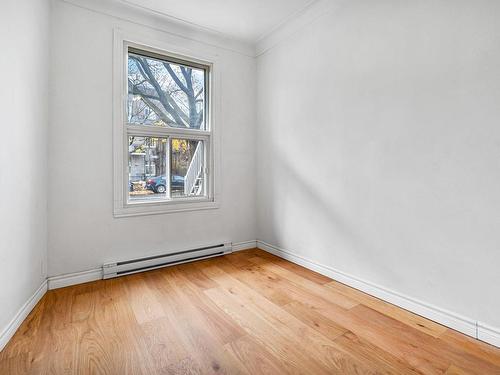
[113, 199, 219, 218]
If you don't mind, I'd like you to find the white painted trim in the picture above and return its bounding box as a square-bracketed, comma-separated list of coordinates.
[48, 269, 103, 290]
[232, 240, 258, 252]
[2, 240, 498, 352]
[114, 200, 220, 218]
[0, 280, 47, 352]
[48, 240, 246, 288]
[57, 0, 255, 57]
[478, 322, 500, 348]
[47, 241, 253, 289]
[112, 29, 222, 218]
[255, 0, 318, 43]
[255, 0, 341, 56]
[257, 240, 500, 348]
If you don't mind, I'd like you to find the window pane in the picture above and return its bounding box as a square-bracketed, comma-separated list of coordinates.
[127, 51, 207, 130]
[170, 139, 205, 198]
[128, 136, 168, 202]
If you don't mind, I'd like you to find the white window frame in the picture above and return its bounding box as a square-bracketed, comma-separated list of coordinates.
[113, 29, 220, 217]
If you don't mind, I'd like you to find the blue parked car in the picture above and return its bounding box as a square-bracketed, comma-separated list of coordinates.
[146, 175, 184, 193]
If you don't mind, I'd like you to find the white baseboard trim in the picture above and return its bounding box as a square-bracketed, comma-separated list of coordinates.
[48, 268, 103, 290]
[4, 240, 498, 352]
[257, 240, 500, 348]
[478, 322, 500, 348]
[232, 240, 257, 252]
[47, 241, 258, 290]
[0, 280, 47, 352]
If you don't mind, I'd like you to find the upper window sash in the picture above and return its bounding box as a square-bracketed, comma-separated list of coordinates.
[126, 45, 211, 132]
[128, 47, 209, 72]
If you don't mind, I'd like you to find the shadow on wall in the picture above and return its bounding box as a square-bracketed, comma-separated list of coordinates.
[261, 141, 400, 285]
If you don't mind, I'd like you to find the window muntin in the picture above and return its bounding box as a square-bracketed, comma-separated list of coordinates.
[127, 49, 207, 130]
[124, 46, 212, 207]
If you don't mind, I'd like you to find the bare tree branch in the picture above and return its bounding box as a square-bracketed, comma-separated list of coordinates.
[128, 81, 190, 125]
[180, 67, 194, 93]
[130, 56, 187, 127]
[129, 55, 204, 129]
[164, 63, 189, 94]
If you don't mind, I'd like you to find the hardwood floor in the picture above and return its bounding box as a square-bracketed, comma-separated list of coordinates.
[1, 249, 499, 374]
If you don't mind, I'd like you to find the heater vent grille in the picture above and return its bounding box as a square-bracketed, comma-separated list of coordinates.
[103, 243, 232, 279]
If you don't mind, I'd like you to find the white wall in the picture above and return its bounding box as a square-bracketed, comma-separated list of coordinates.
[48, 1, 257, 276]
[3, 0, 497, 346]
[0, 0, 50, 330]
[257, 0, 500, 328]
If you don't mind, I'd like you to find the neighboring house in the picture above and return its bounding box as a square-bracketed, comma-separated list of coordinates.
[128, 137, 162, 182]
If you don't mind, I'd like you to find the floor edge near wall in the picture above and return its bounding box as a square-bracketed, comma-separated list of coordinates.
[2, 240, 498, 353]
[256, 240, 500, 349]
[0, 240, 258, 352]
[0, 280, 47, 352]
[46, 240, 258, 291]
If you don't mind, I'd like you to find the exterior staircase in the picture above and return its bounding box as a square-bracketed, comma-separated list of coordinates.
[184, 142, 204, 196]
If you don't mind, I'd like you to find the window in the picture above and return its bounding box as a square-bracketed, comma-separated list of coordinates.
[113, 32, 218, 216]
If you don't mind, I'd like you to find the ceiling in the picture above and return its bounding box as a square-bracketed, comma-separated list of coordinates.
[121, 0, 316, 43]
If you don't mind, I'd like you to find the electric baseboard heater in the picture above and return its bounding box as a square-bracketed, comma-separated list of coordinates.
[102, 242, 232, 279]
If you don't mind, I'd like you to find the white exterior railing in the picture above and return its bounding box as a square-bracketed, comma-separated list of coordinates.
[184, 142, 204, 195]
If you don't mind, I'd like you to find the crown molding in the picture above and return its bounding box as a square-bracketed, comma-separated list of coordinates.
[119, 0, 234, 40]
[255, 0, 342, 57]
[255, 0, 318, 43]
[58, 0, 256, 57]
[57, 0, 347, 58]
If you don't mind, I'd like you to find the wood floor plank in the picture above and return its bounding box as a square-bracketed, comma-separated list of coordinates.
[0, 296, 46, 360]
[71, 290, 97, 323]
[159, 355, 203, 375]
[279, 302, 420, 374]
[139, 317, 190, 372]
[214, 257, 296, 306]
[245, 256, 359, 309]
[333, 331, 424, 375]
[174, 261, 219, 290]
[1, 250, 499, 374]
[445, 364, 470, 374]
[204, 285, 334, 375]
[324, 280, 448, 338]
[201, 262, 390, 374]
[438, 328, 500, 367]
[0, 353, 30, 375]
[216, 257, 356, 317]
[223, 252, 256, 269]
[243, 249, 333, 285]
[61, 279, 150, 374]
[348, 305, 500, 375]
[317, 302, 453, 374]
[149, 266, 249, 375]
[100, 277, 157, 375]
[123, 274, 166, 325]
[223, 335, 289, 375]
[282, 300, 349, 340]
[160, 265, 246, 345]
